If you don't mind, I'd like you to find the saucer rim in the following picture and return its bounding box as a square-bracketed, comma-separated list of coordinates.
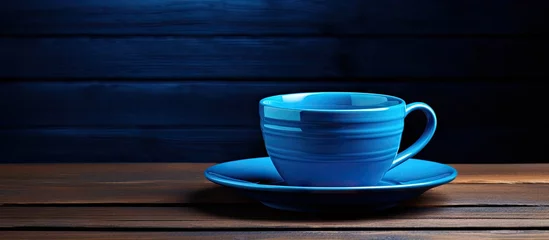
[204, 157, 458, 193]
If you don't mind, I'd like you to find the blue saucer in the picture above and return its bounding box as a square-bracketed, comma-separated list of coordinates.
[205, 157, 457, 212]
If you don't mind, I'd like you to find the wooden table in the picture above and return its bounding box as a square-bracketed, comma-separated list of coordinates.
[1, 163, 548, 239]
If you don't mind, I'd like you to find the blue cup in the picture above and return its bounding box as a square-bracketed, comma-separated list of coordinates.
[259, 92, 437, 187]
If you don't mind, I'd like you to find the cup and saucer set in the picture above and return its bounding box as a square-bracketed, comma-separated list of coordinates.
[205, 92, 457, 212]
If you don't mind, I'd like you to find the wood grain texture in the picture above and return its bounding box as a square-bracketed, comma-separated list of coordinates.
[2, 206, 549, 229]
[0, 128, 265, 163]
[1, 0, 548, 35]
[3, 231, 549, 240]
[453, 164, 549, 184]
[1, 82, 544, 127]
[0, 127, 542, 163]
[4, 181, 543, 205]
[1, 163, 548, 205]
[1, 38, 547, 78]
[1, 163, 547, 184]
[1, 81, 546, 163]
[1, 164, 547, 236]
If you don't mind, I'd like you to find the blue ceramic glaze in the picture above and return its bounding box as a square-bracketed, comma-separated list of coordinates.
[204, 157, 457, 212]
[259, 92, 437, 187]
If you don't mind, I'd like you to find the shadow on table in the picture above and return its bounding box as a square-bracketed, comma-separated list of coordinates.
[184, 186, 449, 221]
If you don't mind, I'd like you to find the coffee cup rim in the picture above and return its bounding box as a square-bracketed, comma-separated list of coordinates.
[259, 92, 405, 113]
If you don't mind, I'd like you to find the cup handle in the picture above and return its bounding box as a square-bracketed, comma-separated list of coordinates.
[389, 102, 437, 170]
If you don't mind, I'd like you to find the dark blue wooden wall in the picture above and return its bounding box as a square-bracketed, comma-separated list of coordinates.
[1, 0, 548, 163]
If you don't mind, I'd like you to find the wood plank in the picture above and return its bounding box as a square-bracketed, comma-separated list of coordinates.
[1, 0, 548, 35]
[0, 128, 265, 163]
[1, 206, 549, 229]
[3, 231, 549, 240]
[1, 163, 546, 184]
[4, 206, 549, 223]
[0, 126, 544, 163]
[1, 181, 545, 206]
[453, 165, 549, 184]
[1, 38, 547, 78]
[1, 81, 547, 163]
[1, 163, 548, 205]
[2, 82, 544, 127]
